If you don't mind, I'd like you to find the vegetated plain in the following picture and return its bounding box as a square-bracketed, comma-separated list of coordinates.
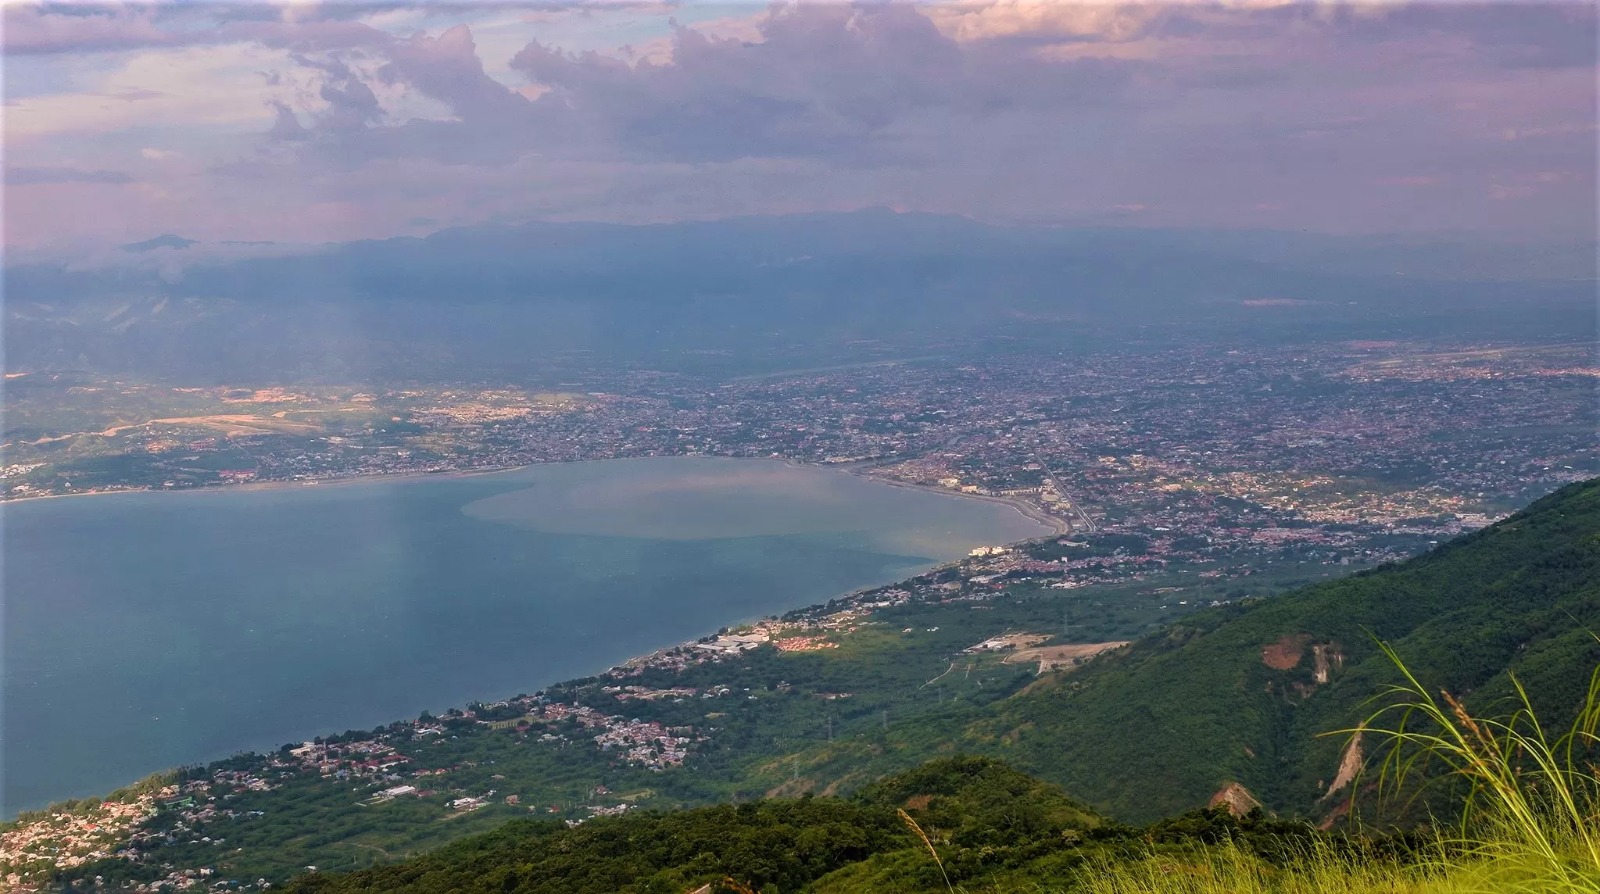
[14, 479, 1597, 892]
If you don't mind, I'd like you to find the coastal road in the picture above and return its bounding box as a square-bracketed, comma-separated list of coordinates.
[834, 436, 1079, 537]
[1033, 453, 1097, 535]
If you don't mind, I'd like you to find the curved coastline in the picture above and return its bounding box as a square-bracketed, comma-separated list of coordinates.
[845, 470, 1072, 537]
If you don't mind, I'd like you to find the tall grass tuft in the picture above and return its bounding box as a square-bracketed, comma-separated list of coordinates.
[898, 807, 957, 894]
[1075, 838, 1438, 893]
[1355, 640, 1600, 893]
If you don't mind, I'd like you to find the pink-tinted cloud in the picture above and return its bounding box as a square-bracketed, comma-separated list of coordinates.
[3, 1, 1595, 253]
[504, 4, 1133, 163]
[3, 3, 172, 56]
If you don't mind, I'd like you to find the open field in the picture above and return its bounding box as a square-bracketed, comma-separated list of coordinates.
[1004, 640, 1130, 671]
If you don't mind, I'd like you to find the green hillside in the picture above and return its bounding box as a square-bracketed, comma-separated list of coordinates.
[277, 483, 1600, 894]
[978, 478, 1600, 822]
[20, 482, 1597, 891]
[280, 757, 1370, 894]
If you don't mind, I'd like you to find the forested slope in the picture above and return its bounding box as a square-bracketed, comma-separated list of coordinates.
[979, 478, 1600, 821]
[276, 481, 1599, 893]
[281, 757, 1364, 894]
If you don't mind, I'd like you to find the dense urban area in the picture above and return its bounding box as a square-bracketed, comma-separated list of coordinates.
[7, 340, 1593, 537]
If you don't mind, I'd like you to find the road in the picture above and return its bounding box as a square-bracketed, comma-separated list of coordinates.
[1033, 453, 1097, 535]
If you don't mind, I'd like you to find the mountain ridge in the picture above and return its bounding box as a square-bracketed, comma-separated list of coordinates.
[8, 212, 1593, 382]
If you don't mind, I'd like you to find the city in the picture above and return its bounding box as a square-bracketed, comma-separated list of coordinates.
[7, 339, 1593, 546]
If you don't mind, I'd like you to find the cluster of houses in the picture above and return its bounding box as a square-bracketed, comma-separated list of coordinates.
[1, 794, 157, 885]
[285, 739, 409, 779]
[483, 698, 704, 772]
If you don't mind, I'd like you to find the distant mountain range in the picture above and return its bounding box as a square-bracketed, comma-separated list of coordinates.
[120, 234, 198, 253]
[7, 212, 1595, 383]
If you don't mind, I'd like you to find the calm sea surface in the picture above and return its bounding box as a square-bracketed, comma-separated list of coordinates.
[2, 456, 1044, 816]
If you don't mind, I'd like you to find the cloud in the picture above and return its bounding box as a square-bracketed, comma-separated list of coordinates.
[303, 56, 384, 130]
[515, 0, 680, 25]
[6, 166, 134, 185]
[2, 3, 172, 56]
[1, 1, 397, 56]
[2, 1, 1594, 253]
[269, 4, 1135, 166]
[378, 24, 529, 122]
[5, 42, 321, 143]
[508, 6, 984, 162]
[1335, 3, 1597, 71]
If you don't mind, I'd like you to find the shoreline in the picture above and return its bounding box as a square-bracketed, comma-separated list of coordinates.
[0, 465, 530, 507]
[843, 468, 1072, 537]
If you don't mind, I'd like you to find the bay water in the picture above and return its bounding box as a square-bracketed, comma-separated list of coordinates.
[2, 457, 1044, 816]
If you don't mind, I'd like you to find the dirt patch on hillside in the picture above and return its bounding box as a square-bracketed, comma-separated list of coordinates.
[1209, 782, 1262, 817]
[1321, 731, 1364, 800]
[1262, 634, 1311, 670]
[966, 632, 1051, 653]
[765, 779, 818, 799]
[1318, 796, 1352, 831]
[1311, 642, 1345, 684]
[1004, 641, 1129, 672]
[818, 768, 874, 798]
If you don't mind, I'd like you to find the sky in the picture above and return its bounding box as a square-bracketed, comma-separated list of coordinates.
[3, 1, 1596, 257]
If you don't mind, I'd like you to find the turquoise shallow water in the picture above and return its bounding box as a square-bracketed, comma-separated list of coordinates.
[1, 456, 1044, 816]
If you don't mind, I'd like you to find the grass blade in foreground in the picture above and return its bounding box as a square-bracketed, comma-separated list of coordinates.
[1074, 644, 1600, 894]
[1356, 640, 1600, 893]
